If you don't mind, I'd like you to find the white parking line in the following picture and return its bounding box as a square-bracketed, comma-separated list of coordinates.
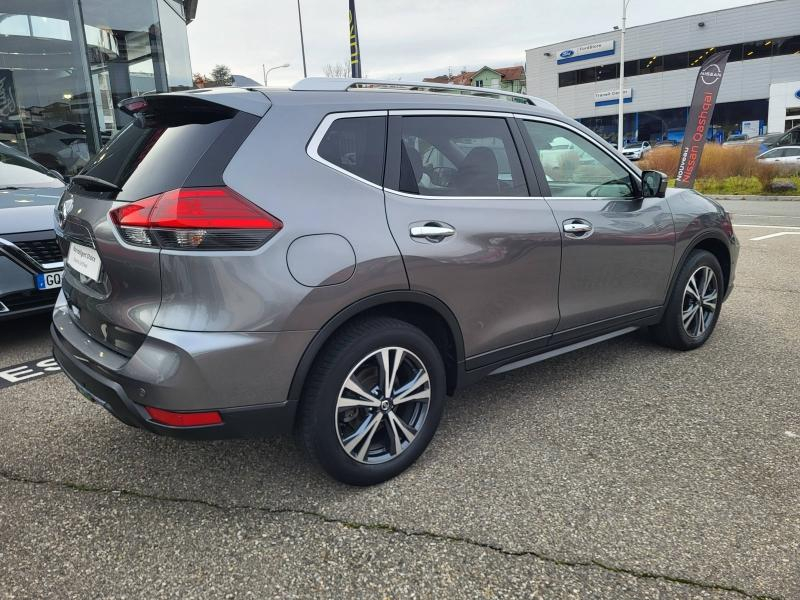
[749, 232, 800, 241]
[735, 223, 800, 228]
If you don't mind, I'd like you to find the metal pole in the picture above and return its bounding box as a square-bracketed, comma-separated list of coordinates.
[617, 0, 628, 151]
[262, 64, 267, 86]
[264, 64, 290, 87]
[297, 0, 307, 78]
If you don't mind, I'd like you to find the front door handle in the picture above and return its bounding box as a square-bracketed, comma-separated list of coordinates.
[563, 219, 593, 238]
[410, 223, 456, 242]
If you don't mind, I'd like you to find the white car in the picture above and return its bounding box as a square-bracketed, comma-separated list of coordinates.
[621, 141, 651, 161]
[756, 146, 800, 167]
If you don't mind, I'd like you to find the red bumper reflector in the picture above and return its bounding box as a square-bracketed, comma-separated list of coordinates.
[145, 406, 223, 427]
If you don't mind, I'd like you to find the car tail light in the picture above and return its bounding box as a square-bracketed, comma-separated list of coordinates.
[109, 187, 282, 250]
[145, 406, 223, 427]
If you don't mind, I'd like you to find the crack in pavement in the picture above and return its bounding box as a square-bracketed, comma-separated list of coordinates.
[0, 469, 781, 600]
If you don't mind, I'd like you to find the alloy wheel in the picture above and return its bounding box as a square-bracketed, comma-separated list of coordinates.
[335, 347, 431, 465]
[682, 266, 718, 337]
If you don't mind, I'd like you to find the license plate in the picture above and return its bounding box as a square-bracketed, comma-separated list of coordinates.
[35, 271, 63, 290]
[66, 243, 102, 282]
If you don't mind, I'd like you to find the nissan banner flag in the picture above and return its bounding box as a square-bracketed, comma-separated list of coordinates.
[675, 50, 730, 188]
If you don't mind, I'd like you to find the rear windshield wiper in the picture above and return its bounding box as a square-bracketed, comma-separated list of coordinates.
[71, 175, 121, 192]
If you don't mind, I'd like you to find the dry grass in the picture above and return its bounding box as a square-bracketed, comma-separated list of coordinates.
[639, 144, 786, 184]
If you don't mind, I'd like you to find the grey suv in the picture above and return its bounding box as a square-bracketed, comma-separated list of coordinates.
[52, 79, 738, 485]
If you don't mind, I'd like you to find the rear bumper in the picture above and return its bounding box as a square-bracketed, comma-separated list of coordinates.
[51, 302, 315, 439]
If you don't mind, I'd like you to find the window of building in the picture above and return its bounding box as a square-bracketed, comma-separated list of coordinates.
[596, 63, 619, 81]
[474, 80, 484, 87]
[558, 71, 577, 87]
[663, 52, 689, 71]
[576, 66, 597, 84]
[774, 36, 800, 56]
[743, 40, 773, 60]
[638, 55, 663, 75]
[623, 59, 639, 76]
[317, 116, 386, 186]
[397, 116, 527, 197]
[521, 121, 634, 198]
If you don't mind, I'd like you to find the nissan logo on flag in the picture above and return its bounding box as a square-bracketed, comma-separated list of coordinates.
[699, 64, 723, 86]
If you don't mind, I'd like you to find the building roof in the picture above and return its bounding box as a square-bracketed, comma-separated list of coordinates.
[423, 65, 524, 85]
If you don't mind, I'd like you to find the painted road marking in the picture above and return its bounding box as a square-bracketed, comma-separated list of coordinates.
[749, 232, 800, 241]
[734, 224, 800, 229]
[0, 357, 62, 390]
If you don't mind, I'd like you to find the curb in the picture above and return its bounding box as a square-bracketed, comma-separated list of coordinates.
[708, 194, 800, 202]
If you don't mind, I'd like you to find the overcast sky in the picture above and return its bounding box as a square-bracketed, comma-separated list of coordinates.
[187, 0, 761, 86]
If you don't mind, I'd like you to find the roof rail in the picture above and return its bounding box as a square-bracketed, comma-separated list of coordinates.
[289, 77, 562, 113]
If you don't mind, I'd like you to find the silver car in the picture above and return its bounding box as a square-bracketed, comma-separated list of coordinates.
[52, 79, 738, 485]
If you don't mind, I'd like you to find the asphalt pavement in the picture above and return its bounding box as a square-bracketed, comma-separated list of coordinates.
[1, 200, 798, 599]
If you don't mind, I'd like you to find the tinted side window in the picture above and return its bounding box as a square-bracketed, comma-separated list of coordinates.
[398, 116, 527, 197]
[522, 121, 635, 199]
[317, 116, 386, 185]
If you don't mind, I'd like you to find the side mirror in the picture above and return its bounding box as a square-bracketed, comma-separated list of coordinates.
[642, 170, 667, 198]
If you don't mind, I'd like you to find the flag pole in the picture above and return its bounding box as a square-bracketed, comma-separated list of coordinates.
[297, 0, 307, 78]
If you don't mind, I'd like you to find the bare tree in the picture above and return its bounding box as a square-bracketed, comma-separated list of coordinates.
[323, 62, 350, 78]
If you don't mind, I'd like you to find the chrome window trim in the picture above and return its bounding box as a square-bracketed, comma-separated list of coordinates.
[513, 113, 641, 185]
[389, 109, 515, 118]
[306, 110, 387, 191]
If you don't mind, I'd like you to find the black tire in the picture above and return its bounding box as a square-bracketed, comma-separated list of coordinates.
[299, 316, 445, 486]
[651, 249, 724, 350]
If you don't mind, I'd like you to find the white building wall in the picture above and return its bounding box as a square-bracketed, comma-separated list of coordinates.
[525, 0, 800, 132]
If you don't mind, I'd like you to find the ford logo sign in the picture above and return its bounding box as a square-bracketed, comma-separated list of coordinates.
[795, 89, 800, 100]
[559, 49, 575, 58]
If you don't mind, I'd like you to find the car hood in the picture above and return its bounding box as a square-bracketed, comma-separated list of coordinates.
[0, 186, 64, 235]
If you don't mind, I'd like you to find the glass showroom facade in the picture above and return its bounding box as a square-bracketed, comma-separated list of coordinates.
[0, 0, 195, 176]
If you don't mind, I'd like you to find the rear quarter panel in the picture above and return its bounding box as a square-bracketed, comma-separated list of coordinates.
[155, 103, 408, 333]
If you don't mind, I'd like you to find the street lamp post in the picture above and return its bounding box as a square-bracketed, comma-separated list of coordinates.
[617, 0, 631, 151]
[263, 63, 290, 86]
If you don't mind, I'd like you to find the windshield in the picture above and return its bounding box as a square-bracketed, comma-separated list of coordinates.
[624, 143, 644, 149]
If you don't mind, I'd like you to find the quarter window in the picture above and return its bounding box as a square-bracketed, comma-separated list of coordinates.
[522, 121, 635, 199]
[317, 116, 386, 185]
[398, 116, 527, 197]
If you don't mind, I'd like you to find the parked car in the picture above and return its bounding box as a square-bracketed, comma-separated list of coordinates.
[655, 140, 679, 148]
[0, 143, 66, 319]
[756, 145, 800, 167]
[621, 141, 651, 160]
[52, 80, 738, 485]
[772, 125, 800, 149]
[722, 133, 751, 146]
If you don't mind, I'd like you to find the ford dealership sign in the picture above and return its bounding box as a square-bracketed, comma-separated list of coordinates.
[557, 40, 615, 64]
[795, 88, 800, 101]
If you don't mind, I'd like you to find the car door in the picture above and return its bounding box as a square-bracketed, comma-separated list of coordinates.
[517, 117, 675, 342]
[781, 147, 800, 165]
[383, 112, 562, 366]
[761, 148, 786, 163]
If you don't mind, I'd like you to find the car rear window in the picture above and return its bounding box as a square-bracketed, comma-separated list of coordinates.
[79, 98, 238, 201]
[317, 116, 386, 185]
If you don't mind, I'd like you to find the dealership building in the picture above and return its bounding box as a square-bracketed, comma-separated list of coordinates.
[525, 0, 800, 145]
[0, 0, 196, 175]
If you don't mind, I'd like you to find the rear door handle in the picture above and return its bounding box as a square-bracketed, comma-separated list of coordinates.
[410, 223, 455, 242]
[563, 219, 593, 238]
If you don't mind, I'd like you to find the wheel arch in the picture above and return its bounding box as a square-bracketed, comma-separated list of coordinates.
[287, 291, 465, 402]
[665, 231, 732, 308]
